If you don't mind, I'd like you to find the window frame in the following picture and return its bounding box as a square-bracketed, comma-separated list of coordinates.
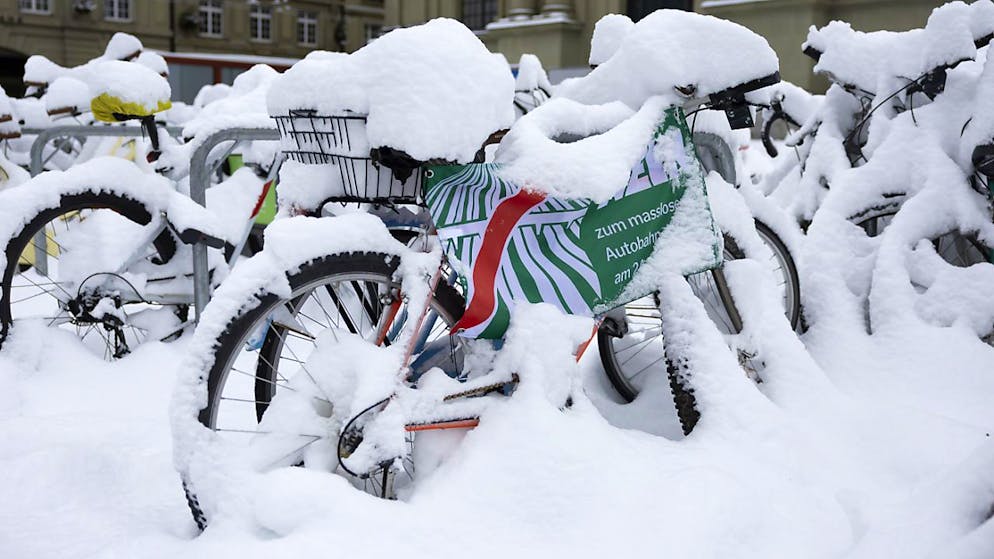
[461, 0, 497, 31]
[249, 4, 273, 43]
[297, 10, 318, 47]
[104, 0, 132, 22]
[199, 0, 224, 38]
[364, 23, 382, 45]
[19, 0, 52, 14]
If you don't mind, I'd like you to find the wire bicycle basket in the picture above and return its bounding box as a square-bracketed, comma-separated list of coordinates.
[273, 109, 423, 205]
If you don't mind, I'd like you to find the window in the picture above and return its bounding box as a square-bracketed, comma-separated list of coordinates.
[462, 0, 497, 31]
[364, 24, 382, 45]
[19, 0, 51, 14]
[199, 0, 223, 37]
[627, 0, 691, 21]
[250, 5, 272, 42]
[297, 11, 317, 46]
[104, 0, 131, 22]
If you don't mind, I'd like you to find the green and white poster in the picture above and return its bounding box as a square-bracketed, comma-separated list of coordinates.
[424, 107, 721, 339]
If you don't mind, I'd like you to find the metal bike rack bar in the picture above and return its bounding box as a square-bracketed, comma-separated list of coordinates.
[23, 125, 182, 276]
[25, 125, 183, 176]
[188, 127, 281, 321]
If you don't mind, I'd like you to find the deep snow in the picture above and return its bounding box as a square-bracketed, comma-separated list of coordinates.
[3, 8, 994, 559]
[2, 237, 993, 559]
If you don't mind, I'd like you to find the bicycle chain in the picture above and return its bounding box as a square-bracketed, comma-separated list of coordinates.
[441, 373, 519, 402]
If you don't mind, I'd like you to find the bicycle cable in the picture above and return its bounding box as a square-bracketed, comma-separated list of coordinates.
[844, 75, 927, 164]
[337, 397, 390, 478]
[75, 272, 152, 306]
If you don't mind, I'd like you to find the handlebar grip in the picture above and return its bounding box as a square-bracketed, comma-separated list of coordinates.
[178, 228, 226, 249]
[802, 45, 822, 62]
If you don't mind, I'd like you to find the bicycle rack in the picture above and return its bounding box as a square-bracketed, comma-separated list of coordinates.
[188, 127, 280, 321]
[24, 125, 183, 277]
[23, 124, 280, 324]
[25, 124, 183, 177]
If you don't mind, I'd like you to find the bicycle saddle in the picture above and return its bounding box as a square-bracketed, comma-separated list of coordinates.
[22, 55, 67, 97]
[45, 77, 91, 118]
[87, 61, 172, 123]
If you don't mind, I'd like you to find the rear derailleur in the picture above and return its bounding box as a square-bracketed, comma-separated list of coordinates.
[65, 291, 131, 358]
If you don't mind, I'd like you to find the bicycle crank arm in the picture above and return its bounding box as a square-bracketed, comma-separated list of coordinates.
[405, 418, 479, 432]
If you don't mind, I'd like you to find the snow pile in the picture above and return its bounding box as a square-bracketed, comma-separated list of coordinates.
[22, 55, 67, 89]
[43, 77, 90, 116]
[804, 3, 977, 96]
[154, 65, 280, 179]
[85, 60, 171, 114]
[182, 64, 277, 139]
[268, 18, 515, 163]
[193, 83, 231, 108]
[504, 10, 777, 201]
[557, 9, 778, 108]
[23, 32, 147, 91]
[514, 54, 551, 93]
[137, 51, 169, 77]
[588, 13, 633, 67]
[495, 97, 658, 200]
[512, 54, 552, 118]
[101, 32, 143, 61]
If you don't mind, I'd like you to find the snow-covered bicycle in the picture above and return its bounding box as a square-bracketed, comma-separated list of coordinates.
[173, 13, 784, 529]
[511, 42, 802, 409]
[0, 59, 284, 359]
[761, 0, 994, 232]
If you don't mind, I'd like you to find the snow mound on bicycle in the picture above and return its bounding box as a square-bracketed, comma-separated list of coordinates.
[267, 18, 515, 164]
[804, 1, 984, 96]
[556, 9, 778, 108]
[495, 10, 779, 202]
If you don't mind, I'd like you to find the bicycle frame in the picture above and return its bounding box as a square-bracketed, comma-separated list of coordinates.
[338, 97, 733, 440]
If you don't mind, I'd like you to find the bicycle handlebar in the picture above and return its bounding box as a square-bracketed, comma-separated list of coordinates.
[761, 99, 799, 158]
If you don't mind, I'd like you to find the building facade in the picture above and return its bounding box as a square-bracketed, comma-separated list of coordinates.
[385, 0, 948, 90]
[698, 0, 944, 91]
[0, 0, 384, 98]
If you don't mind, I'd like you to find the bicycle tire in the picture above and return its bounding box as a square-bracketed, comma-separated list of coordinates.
[728, 220, 801, 329]
[597, 256, 741, 408]
[598, 219, 799, 416]
[1, 192, 177, 354]
[855, 209, 990, 266]
[185, 251, 464, 530]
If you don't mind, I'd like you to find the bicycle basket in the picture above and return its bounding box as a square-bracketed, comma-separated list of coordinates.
[273, 109, 422, 204]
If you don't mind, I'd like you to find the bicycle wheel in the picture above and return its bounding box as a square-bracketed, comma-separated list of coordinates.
[856, 209, 990, 267]
[733, 220, 800, 328]
[598, 219, 799, 404]
[184, 251, 464, 530]
[1, 192, 179, 359]
[598, 249, 740, 406]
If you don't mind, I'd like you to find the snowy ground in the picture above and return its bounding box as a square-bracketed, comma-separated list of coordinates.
[5, 9, 994, 556]
[3, 147, 994, 559]
[2, 272, 994, 558]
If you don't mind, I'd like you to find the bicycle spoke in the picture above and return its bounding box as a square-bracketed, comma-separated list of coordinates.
[618, 341, 659, 368]
[627, 358, 665, 382]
